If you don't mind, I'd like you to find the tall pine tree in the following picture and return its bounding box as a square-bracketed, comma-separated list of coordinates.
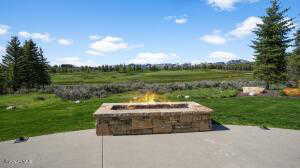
[37, 48, 51, 87]
[251, 0, 294, 89]
[0, 64, 5, 94]
[21, 39, 41, 88]
[1, 36, 23, 91]
[294, 29, 300, 56]
[1, 37, 52, 91]
[288, 29, 300, 86]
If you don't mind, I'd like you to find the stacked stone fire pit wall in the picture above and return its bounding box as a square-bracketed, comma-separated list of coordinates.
[94, 102, 213, 136]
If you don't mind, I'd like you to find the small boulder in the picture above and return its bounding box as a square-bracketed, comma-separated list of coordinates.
[283, 88, 300, 96]
[243, 87, 265, 95]
[6, 106, 16, 110]
[249, 92, 256, 96]
[184, 95, 190, 99]
[74, 100, 81, 104]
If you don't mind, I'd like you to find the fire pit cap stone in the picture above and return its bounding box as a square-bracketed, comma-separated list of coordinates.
[94, 101, 213, 118]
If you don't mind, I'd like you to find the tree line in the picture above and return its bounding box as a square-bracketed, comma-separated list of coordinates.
[0, 37, 51, 93]
[49, 62, 254, 74]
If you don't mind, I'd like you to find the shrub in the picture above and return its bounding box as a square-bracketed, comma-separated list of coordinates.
[54, 85, 92, 100]
[34, 80, 269, 100]
[167, 88, 239, 100]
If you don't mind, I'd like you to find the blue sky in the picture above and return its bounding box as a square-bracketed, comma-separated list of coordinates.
[0, 0, 299, 66]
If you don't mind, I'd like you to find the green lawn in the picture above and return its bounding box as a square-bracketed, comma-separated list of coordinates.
[1, 89, 299, 141]
[168, 90, 300, 130]
[51, 70, 253, 84]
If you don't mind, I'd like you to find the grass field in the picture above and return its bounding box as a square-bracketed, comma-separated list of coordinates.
[51, 70, 253, 84]
[1, 89, 299, 141]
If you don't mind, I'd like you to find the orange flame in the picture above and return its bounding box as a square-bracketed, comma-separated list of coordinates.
[129, 92, 160, 103]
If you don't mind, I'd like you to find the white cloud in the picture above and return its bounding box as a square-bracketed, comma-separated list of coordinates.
[86, 36, 142, 56]
[208, 0, 236, 10]
[18, 31, 51, 42]
[57, 38, 73, 46]
[53, 57, 98, 66]
[18, 31, 31, 38]
[209, 51, 237, 62]
[207, 0, 259, 11]
[165, 15, 188, 25]
[228, 16, 262, 38]
[90, 36, 128, 53]
[175, 18, 187, 24]
[128, 52, 180, 64]
[89, 35, 102, 40]
[200, 34, 226, 45]
[0, 25, 10, 35]
[85, 50, 102, 56]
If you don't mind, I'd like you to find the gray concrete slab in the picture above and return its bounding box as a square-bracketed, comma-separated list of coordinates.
[0, 125, 300, 168]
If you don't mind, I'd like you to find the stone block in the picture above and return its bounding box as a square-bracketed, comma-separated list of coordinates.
[152, 120, 172, 134]
[172, 122, 195, 133]
[111, 124, 131, 135]
[130, 128, 153, 135]
[132, 119, 153, 129]
[153, 126, 172, 134]
[173, 125, 199, 133]
[192, 120, 211, 131]
[201, 114, 210, 120]
[243, 87, 265, 95]
[96, 123, 112, 136]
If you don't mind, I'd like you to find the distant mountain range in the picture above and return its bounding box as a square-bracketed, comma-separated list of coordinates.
[214, 59, 251, 65]
[227, 59, 251, 64]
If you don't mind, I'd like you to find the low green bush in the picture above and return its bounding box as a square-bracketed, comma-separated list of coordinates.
[48, 80, 263, 100]
[166, 88, 239, 100]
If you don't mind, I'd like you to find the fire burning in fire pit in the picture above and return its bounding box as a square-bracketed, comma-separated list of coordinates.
[130, 92, 163, 103]
[112, 103, 189, 110]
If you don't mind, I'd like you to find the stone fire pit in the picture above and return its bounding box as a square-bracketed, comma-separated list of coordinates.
[94, 102, 213, 136]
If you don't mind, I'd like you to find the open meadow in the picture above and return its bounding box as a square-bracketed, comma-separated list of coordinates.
[51, 70, 253, 84]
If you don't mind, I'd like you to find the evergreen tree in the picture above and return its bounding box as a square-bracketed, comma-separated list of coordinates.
[21, 39, 40, 88]
[1, 36, 23, 91]
[37, 48, 51, 87]
[251, 0, 294, 89]
[0, 64, 5, 94]
[288, 29, 300, 86]
[295, 29, 300, 56]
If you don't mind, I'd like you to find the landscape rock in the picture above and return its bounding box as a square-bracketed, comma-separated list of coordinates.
[74, 100, 80, 104]
[242, 87, 265, 95]
[6, 106, 16, 110]
[249, 92, 256, 96]
[283, 88, 300, 96]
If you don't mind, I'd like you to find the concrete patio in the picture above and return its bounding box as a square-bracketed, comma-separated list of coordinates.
[0, 125, 299, 168]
